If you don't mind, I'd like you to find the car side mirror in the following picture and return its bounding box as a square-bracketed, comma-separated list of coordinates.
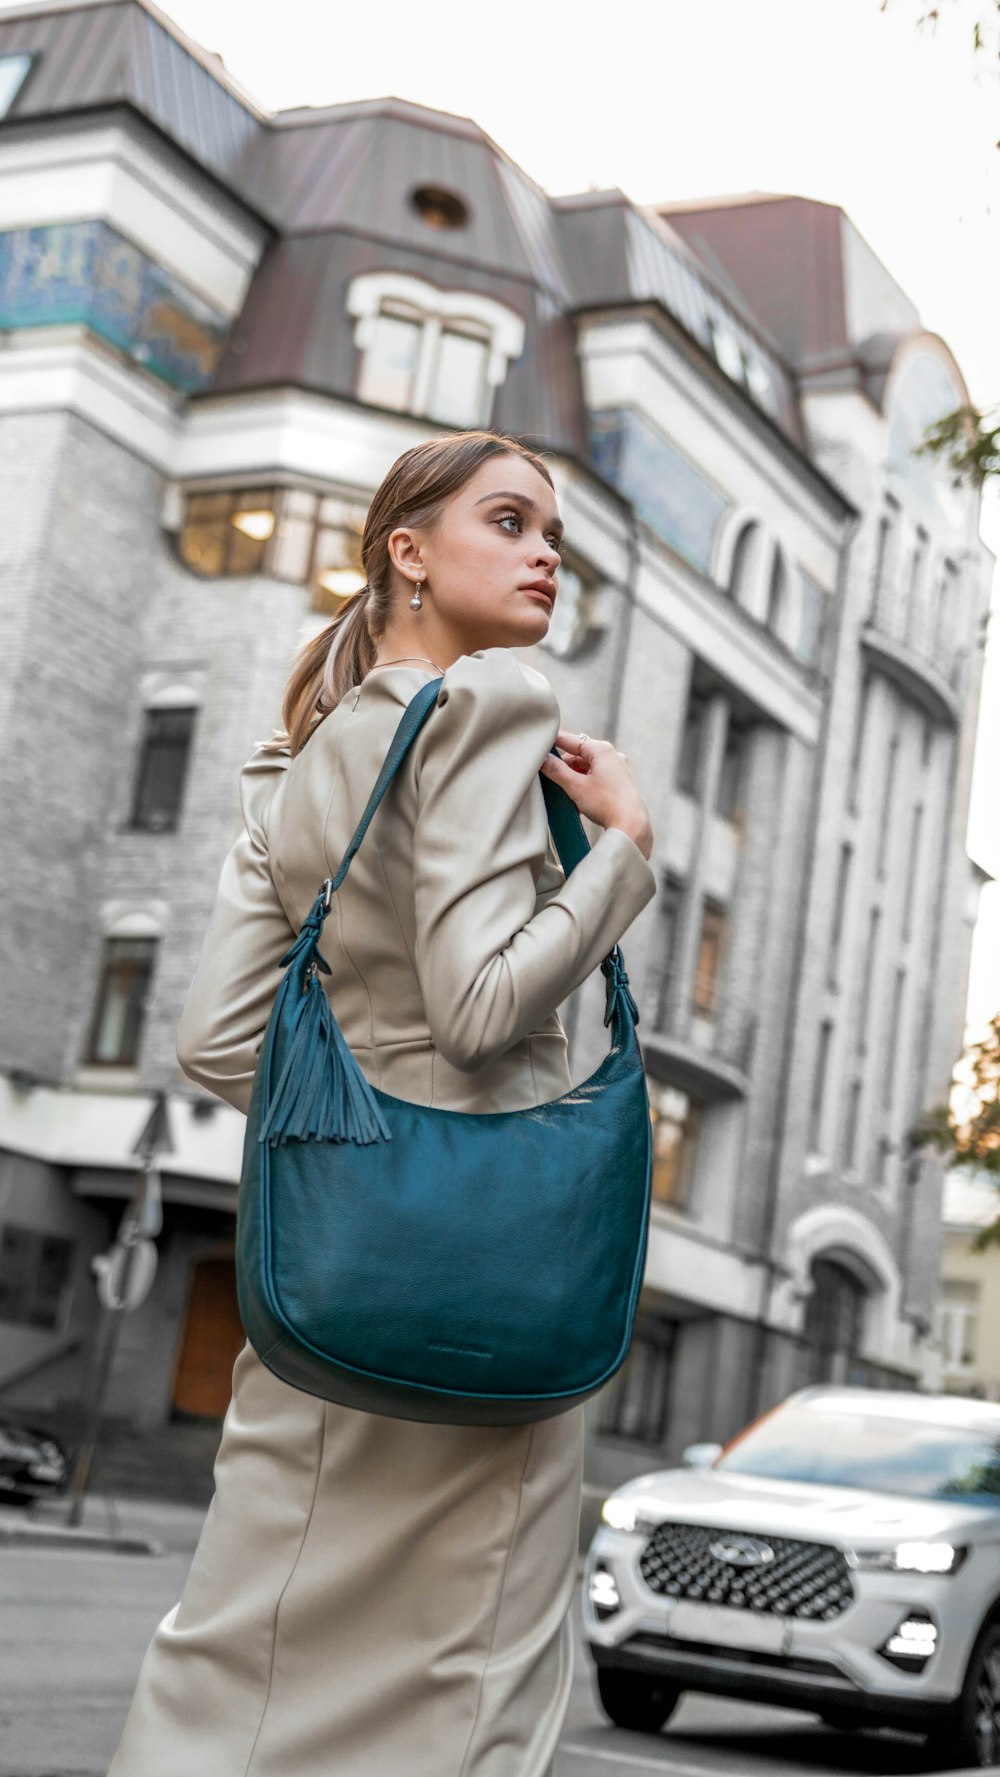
[681, 1441, 723, 1469]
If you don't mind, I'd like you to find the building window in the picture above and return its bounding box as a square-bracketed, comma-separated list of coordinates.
[588, 408, 728, 578]
[856, 907, 881, 1050]
[347, 272, 525, 430]
[649, 1082, 702, 1209]
[765, 545, 789, 635]
[803, 1257, 867, 1386]
[902, 804, 924, 939]
[827, 842, 853, 990]
[409, 185, 470, 230]
[883, 967, 906, 1112]
[906, 526, 929, 647]
[847, 677, 871, 814]
[356, 306, 490, 423]
[310, 509, 366, 617]
[85, 938, 158, 1066]
[651, 877, 684, 1030]
[539, 560, 599, 659]
[129, 706, 197, 832]
[0, 52, 35, 116]
[937, 1279, 979, 1372]
[693, 902, 726, 1016]
[717, 716, 749, 821]
[176, 487, 367, 613]
[808, 1019, 834, 1154]
[842, 1076, 864, 1172]
[676, 683, 708, 797]
[180, 488, 281, 577]
[876, 731, 900, 880]
[797, 569, 826, 668]
[0, 1224, 74, 1330]
[875, 1134, 895, 1189]
[599, 1311, 679, 1444]
[727, 521, 759, 604]
[871, 511, 891, 601]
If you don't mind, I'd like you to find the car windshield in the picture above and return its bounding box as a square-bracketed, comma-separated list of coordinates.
[717, 1400, 1000, 1505]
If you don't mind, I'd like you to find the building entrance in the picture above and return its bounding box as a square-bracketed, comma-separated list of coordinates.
[172, 1252, 244, 1419]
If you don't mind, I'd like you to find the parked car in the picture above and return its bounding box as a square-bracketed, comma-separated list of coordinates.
[585, 1386, 1000, 1768]
[0, 1415, 69, 1503]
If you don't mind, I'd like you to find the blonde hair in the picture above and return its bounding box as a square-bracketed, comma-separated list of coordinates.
[263, 430, 554, 757]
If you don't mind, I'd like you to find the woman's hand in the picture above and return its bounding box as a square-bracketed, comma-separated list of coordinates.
[540, 730, 654, 860]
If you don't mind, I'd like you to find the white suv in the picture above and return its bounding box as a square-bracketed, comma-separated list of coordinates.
[585, 1387, 1000, 1768]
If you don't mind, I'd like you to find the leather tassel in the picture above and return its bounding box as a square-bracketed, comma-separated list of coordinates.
[259, 958, 392, 1149]
[602, 946, 640, 1030]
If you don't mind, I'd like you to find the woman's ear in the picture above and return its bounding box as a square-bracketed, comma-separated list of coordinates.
[387, 525, 423, 578]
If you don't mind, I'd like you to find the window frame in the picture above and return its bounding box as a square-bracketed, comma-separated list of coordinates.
[84, 936, 158, 1068]
[128, 704, 198, 834]
[598, 1310, 679, 1445]
[0, 52, 37, 119]
[648, 1082, 703, 1211]
[692, 900, 727, 1017]
[0, 1222, 75, 1331]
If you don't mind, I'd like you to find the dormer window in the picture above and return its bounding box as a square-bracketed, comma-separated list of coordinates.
[0, 53, 35, 117]
[347, 272, 525, 429]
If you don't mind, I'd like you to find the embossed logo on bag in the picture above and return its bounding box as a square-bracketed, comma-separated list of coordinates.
[428, 1341, 493, 1361]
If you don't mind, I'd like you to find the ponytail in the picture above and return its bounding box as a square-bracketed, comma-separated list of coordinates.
[260, 587, 377, 757]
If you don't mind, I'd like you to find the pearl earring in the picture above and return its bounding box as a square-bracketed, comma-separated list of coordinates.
[409, 578, 423, 611]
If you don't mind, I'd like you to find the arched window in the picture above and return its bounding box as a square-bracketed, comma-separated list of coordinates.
[803, 1256, 867, 1386]
[128, 687, 199, 833]
[347, 272, 525, 429]
[84, 910, 163, 1068]
[766, 544, 789, 633]
[728, 521, 758, 604]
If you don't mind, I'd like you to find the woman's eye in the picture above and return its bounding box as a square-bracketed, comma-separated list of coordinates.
[496, 511, 522, 532]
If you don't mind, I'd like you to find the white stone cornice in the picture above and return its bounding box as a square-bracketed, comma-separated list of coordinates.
[0, 120, 267, 313]
[175, 389, 448, 490]
[0, 330, 181, 467]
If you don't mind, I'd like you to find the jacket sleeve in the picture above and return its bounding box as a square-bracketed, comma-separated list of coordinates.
[175, 754, 295, 1116]
[412, 648, 656, 1072]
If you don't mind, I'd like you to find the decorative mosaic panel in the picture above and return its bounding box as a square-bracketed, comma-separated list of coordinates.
[0, 220, 228, 392]
[589, 407, 729, 578]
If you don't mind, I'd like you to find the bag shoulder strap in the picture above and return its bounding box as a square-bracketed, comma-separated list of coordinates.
[323, 676, 592, 902]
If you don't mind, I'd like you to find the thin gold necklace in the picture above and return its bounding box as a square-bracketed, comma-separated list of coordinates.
[369, 655, 446, 674]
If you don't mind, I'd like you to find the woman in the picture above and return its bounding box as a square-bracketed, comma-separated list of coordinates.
[108, 430, 655, 1777]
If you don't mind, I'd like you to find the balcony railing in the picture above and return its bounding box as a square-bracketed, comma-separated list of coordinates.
[864, 582, 964, 724]
[643, 969, 757, 1100]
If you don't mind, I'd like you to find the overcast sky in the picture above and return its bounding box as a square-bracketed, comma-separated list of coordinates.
[36, 0, 1000, 1026]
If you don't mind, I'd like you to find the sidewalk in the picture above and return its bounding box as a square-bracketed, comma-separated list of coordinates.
[0, 1489, 208, 1554]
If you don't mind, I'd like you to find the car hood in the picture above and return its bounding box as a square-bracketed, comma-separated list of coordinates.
[613, 1466, 1000, 1547]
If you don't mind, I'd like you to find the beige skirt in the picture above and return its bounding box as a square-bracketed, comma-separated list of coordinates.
[107, 1341, 584, 1777]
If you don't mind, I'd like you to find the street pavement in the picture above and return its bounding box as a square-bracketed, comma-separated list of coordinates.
[0, 1498, 980, 1777]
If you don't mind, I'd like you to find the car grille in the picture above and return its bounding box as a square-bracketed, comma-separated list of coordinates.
[639, 1522, 854, 1621]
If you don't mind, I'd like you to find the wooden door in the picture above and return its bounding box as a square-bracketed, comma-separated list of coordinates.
[172, 1253, 245, 1419]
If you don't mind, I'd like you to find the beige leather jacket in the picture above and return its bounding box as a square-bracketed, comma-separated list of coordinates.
[176, 649, 656, 1118]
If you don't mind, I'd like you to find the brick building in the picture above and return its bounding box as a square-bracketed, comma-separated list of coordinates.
[0, 0, 992, 1484]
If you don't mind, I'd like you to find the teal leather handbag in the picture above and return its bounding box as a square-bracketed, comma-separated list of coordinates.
[236, 677, 652, 1425]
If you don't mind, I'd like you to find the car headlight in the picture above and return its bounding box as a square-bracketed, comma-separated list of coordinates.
[601, 1496, 639, 1533]
[600, 1495, 660, 1535]
[849, 1541, 967, 1575]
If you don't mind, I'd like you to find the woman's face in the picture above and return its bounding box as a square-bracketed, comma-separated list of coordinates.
[391, 454, 564, 654]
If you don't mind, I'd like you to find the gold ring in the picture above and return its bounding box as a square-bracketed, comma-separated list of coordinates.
[579, 732, 590, 745]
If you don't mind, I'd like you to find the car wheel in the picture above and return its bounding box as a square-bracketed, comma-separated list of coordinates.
[928, 1621, 1000, 1768]
[596, 1668, 681, 1734]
